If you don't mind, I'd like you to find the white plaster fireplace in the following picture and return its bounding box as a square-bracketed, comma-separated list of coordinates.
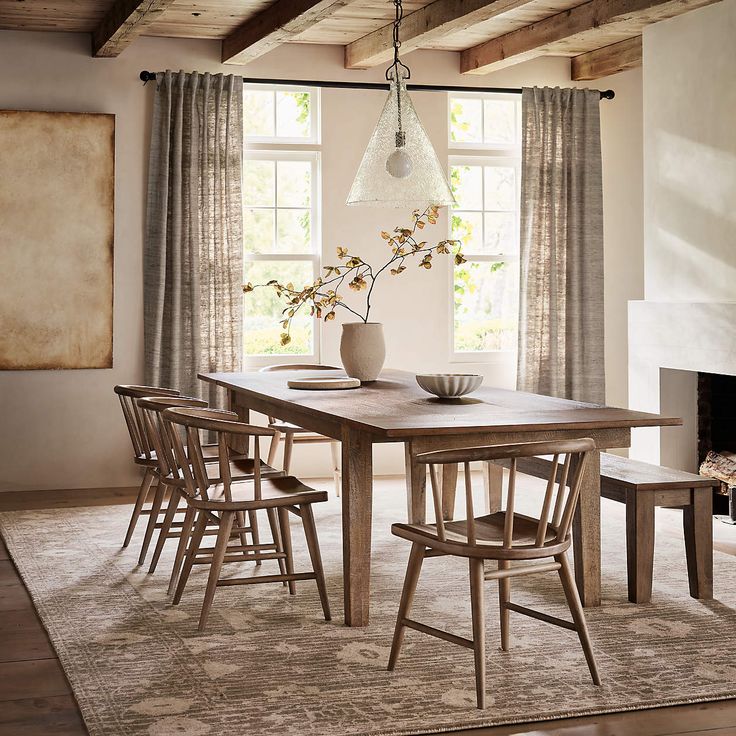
[628, 301, 736, 466]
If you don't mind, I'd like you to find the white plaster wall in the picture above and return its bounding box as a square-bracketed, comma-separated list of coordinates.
[0, 31, 642, 490]
[630, 0, 736, 464]
[643, 0, 736, 303]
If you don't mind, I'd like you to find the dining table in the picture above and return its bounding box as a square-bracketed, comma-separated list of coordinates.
[199, 369, 681, 627]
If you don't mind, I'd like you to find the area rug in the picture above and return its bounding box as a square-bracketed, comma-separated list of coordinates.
[2, 475, 736, 736]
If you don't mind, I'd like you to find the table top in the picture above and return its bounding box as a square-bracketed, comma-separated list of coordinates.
[200, 369, 681, 439]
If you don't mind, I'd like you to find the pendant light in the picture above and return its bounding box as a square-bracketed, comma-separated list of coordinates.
[346, 0, 456, 208]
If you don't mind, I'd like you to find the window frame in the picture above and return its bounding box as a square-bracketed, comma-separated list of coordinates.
[243, 84, 321, 146]
[242, 85, 322, 368]
[447, 92, 522, 363]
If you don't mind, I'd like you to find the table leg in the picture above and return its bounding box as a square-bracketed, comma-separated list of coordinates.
[404, 441, 427, 524]
[227, 389, 250, 456]
[342, 427, 373, 627]
[483, 462, 504, 513]
[441, 464, 459, 521]
[572, 450, 601, 607]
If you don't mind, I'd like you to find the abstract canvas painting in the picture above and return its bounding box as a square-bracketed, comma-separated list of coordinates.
[0, 110, 114, 370]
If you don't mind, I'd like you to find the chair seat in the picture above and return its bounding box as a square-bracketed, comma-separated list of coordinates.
[392, 512, 560, 556]
[192, 475, 328, 510]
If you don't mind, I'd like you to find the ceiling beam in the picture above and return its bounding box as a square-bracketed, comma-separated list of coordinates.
[460, 0, 721, 74]
[571, 36, 642, 80]
[345, 0, 537, 69]
[92, 0, 175, 57]
[223, 0, 356, 65]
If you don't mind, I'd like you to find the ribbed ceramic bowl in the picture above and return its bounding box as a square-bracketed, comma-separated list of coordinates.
[415, 373, 483, 399]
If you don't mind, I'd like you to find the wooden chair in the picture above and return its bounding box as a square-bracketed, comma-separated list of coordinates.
[114, 384, 180, 548]
[137, 396, 281, 589]
[388, 438, 601, 709]
[163, 407, 331, 631]
[259, 364, 342, 495]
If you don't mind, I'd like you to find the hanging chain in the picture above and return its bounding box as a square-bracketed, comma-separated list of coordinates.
[387, 0, 410, 147]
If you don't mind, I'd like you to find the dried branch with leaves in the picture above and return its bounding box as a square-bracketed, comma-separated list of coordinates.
[243, 206, 465, 346]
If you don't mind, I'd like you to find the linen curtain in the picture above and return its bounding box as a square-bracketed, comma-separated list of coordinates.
[516, 86, 605, 404]
[144, 70, 243, 405]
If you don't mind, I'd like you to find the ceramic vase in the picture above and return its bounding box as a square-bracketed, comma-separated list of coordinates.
[339, 322, 385, 382]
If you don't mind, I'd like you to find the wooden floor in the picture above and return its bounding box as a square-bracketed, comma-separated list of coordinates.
[1, 482, 736, 736]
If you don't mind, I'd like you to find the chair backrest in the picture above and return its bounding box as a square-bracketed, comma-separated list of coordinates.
[416, 438, 595, 552]
[137, 396, 208, 479]
[114, 384, 180, 460]
[163, 407, 275, 504]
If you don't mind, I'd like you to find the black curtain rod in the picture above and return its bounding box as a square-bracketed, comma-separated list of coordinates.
[138, 71, 615, 99]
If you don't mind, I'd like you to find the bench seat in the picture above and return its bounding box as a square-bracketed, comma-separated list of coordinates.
[487, 453, 718, 604]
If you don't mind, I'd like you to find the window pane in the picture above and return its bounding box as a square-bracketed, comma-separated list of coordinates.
[451, 211, 483, 252]
[484, 166, 516, 211]
[450, 97, 482, 143]
[483, 99, 517, 145]
[244, 90, 274, 138]
[277, 160, 311, 207]
[454, 261, 518, 352]
[243, 209, 275, 254]
[244, 261, 314, 356]
[483, 212, 516, 254]
[277, 209, 311, 253]
[450, 164, 482, 210]
[276, 91, 311, 139]
[243, 159, 275, 206]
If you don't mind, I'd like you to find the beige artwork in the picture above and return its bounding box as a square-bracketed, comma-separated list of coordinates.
[0, 110, 114, 370]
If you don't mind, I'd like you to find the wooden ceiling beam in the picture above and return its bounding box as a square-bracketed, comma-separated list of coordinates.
[345, 0, 538, 70]
[571, 36, 643, 80]
[92, 0, 176, 57]
[460, 0, 721, 75]
[223, 0, 356, 65]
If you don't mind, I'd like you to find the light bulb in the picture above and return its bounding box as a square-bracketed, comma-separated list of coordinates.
[386, 148, 413, 178]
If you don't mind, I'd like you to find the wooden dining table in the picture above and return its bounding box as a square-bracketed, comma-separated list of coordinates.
[199, 369, 681, 627]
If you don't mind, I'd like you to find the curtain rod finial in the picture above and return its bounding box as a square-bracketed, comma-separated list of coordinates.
[601, 89, 615, 100]
[140, 71, 155, 84]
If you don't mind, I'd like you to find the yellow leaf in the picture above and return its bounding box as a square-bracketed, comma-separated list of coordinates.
[280, 333, 291, 346]
[381, 231, 390, 240]
[243, 282, 254, 293]
[326, 311, 336, 321]
[416, 220, 425, 229]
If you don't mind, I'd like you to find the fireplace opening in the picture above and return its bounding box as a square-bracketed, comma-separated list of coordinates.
[698, 372, 736, 517]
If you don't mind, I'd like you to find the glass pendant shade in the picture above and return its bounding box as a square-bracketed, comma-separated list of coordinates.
[346, 75, 456, 208]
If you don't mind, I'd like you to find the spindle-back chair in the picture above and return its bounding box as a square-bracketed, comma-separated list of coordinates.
[114, 384, 180, 548]
[388, 438, 601, 709]
[163, 407, 331, 631]
[259, 364, 342, 495]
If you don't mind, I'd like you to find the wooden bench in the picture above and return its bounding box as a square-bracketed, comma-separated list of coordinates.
[483, 453, 717, 604]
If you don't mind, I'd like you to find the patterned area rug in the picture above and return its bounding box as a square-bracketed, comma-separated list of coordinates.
[1, 475, 735, 736]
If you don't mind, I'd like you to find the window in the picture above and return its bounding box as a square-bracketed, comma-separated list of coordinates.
[448, 93, 521, 356]
[243, 86, 321, 363]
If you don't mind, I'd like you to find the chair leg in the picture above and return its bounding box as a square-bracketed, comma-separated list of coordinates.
[267, 431, 282, 467]
[331, 441, 341, 497]
[266, 507, 288, 586]
[301, 504, 331, 621]
[198, 511, 235, 631]
[498, 560, 510, 651]
[148, 487, 182, 574]
[283, 433, 295, 474]
[278, 507, 296, 595]
[557, 553, 601, 686]
[247, 509, 262, 566]
[168, 505, 195, 596]
[626, 489, 655, 603]
[388, 542, 425, 671]
[138, 479, 166, 566]
[469, 557, 487, 709]
[123, 466, 155, 548]
[683, 487, 713, 599]
[173, 510, 208, 605]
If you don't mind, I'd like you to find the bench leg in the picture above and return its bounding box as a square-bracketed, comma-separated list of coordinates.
[626, 490, 655, 603]
[683, 487, 713, 599]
